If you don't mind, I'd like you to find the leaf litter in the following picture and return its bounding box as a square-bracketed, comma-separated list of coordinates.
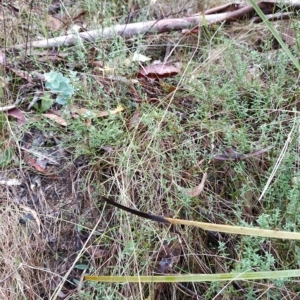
[1, 0, 300, 298]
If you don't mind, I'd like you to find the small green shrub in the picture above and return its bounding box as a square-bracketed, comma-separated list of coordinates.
[44, 71, 74, 105]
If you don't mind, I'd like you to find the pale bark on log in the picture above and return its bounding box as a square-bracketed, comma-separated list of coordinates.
[8, 0, 300, 50]
[11, 14, 229, 50]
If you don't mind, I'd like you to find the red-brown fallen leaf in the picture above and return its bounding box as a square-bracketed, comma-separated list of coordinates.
[43, 113, 67, 126]
[7, 108, 26, 125]
[24, 155, 47, 173]
[182, 28, 199, 36]
[148, 98, 159, 103]
[9, 68, 34, 83]
[128, 110, 141, 130]
[137, 63, 180, 79]
[72, 11, 86, 22]
[85, 118, 91, 127]
[160, 81, 177, 93]
[129, 85, 142, 102]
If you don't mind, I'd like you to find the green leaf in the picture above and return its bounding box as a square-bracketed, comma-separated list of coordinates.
[56, 95, 68, 106]
[40, 95, 54, 112]
[44, 70, 58, 82]
[75, 264, 88, 270]
[0, 113, 7, 131]
[51, 80, 60, 89]
[77, 224, 84, 232]
[44, 71, 74, 106]
[0, 147, 14, 167]
[58, 81, 70, 91]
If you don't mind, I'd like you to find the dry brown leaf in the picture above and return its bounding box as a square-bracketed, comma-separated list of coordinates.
[160, 81, 177, 93]
[19, 204, 41, 233]
[213, 147, 272, 161]
[9, 68, 34, 83]
[24, 154, 47, 173]
[281, 27, 295, 46]
[72, 11, 87, 22]
[129, 85, 142, 102]
[155, 240, 181, 274]
[7, 108, 26, 125]
[46, 15, 63, 31]
[72, 107, 88, 116]
[182, 28, 199, 35]
[85, 118, 91, 127]
[43, 113, 67, 126]
[184, 172, 207, 197]
[138, 63, 180, 79]
[128, 110, 141, 130]
[96, 111, 112, 117]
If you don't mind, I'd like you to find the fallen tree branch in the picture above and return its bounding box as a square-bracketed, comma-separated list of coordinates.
[10, 14, 228, 50]
[7, 0, 300, 50]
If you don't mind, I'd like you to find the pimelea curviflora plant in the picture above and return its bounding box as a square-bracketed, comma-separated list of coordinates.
[44, 71, 74, 106]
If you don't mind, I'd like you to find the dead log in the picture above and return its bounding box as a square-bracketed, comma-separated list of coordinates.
[7, 0, 300, 50]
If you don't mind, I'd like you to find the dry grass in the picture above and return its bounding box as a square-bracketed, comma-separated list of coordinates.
[0, 201, 48, 299]
[1, 0, 300, 299]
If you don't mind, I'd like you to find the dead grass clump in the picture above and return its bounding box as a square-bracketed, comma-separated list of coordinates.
[0, 203, 48, 299]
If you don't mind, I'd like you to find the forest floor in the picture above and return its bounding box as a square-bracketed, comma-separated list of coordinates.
[1, 0, 300, 299]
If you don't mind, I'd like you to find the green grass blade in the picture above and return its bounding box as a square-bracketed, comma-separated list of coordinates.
[85, 269, 300, 283]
